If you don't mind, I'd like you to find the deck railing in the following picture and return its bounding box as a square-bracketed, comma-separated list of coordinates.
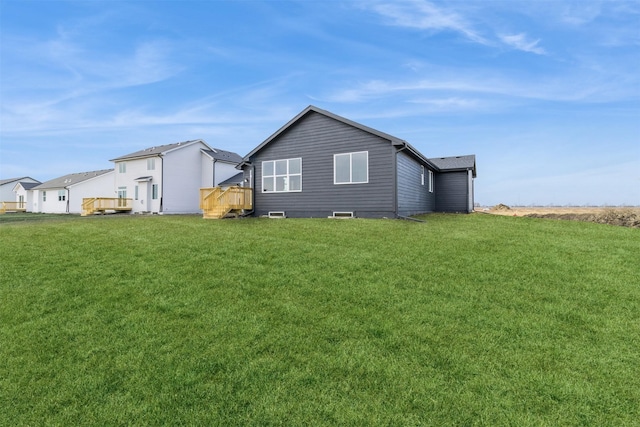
[200, 187, 252, 219]
[0, 201, 26, 214]
[81, 198, 133, 216]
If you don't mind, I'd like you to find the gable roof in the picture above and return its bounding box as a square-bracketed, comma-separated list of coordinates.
[32, 169, 113, 190]
[429, 155, 477, 177]
[110, 139, 211, 162]
[201, 148, 243, 164]
[0, 177, 40, 186]
[218, 172, 244, 186]
[242, 105, 436, 167]
[14, 181, 41, 191]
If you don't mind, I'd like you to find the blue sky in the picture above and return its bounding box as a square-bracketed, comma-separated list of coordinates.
[1, 0, 638, 206]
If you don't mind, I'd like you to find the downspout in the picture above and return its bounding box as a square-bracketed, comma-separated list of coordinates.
[241, 163, 255, 217]
[468, 169, 473, 213]
[66, 187, 70, 213]
[159, 155, 164, 213]
[394, 143, 408, 218]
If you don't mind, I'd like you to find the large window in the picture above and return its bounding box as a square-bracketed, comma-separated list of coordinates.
[147, 158, 155, 170]
[262, 158, 302, 192]
[58, 190, 66, 201]
[334, 151, 368, 184]
[118, 162, 126, 173]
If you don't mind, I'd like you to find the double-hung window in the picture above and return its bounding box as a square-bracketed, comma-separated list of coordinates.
[118, 162, 126, 173]
[262, 158, 302, 192]
[58, 190, 66, 201]
[334, 151, 368, 184]
[147, 158, 155, 170]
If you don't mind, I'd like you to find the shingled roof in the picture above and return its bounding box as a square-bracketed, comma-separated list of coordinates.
[16, 182, 40, 190]
[202, 148, 243, 164]
[32, 170, 113, 190]
[429, 155, 476, 177]
[110, 139, 209, 161]
[0, 177, 40, 186]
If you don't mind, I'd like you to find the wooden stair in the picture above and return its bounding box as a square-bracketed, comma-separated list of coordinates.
[200, 187, 252, 219]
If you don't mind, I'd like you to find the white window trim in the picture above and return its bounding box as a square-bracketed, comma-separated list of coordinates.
[421, 165, 425, 186]
[428, 170, 434, 193]
[262, 158, 302, 193]
[334, 151, 368, 185]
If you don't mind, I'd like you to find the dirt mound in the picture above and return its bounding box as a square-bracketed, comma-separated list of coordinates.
[492, 203, 511, 211]
[525, 209, 640, 228]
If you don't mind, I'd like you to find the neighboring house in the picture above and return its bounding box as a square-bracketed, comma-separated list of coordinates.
[218, 172, 244, 188]
[13, 181, 41, 212]
[239, 105, 476, 218]
[31, 170, 115, 214]
[111, 140, 242, 214]
[0, 177, 40, 202]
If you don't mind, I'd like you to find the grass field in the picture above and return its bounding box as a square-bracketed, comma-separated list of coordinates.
[1, 213, 638, 426]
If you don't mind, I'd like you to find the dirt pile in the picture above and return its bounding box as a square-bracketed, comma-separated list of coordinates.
[525, 209, 640, 228]
[491, 203, 511, 211]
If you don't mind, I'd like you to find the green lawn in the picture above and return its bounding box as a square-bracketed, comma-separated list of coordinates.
[1, 214, 638, 426]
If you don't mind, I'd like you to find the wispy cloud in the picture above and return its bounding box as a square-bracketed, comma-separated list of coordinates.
[369, 0, 487, 44]
[499, 33, 546, 54]
[366, 1, 555, 55]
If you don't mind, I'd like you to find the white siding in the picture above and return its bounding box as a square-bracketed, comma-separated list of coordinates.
[35, 188, 68, 213]
[67, 171, 115, 214]
[1, 178, 39, 202]
[114, 157, 162, 213]
[162, 141, 210, 214]
[214, 162, 240, 186]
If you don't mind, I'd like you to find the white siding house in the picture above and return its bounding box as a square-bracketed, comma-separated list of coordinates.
[12, 181, 40, 212]
[31, 170, 115, 214]
[1, 177, 40, 203]
[111, 140, 242, 214]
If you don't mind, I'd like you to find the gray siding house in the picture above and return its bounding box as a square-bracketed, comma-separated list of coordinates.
[240, 106, 476, 218]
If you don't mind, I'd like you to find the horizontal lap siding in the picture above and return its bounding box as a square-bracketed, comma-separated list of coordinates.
[435, 171, 469, 212]
[248, 112, 396, 218]
[396, 151, 435, 216]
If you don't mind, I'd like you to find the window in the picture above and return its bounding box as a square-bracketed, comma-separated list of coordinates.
[428, 170, 434, 193]
[262, 158, 302, 192]
[421, 165, 425, 186]
[147, 158, 155, 170]
[334, 151, 368, 184]
[118, 162, 126, 173]
[42, 191, 46, 202]
[134, 185, 139, 200]
[58, 190, 66, 201]
[152, 184, 158, 200]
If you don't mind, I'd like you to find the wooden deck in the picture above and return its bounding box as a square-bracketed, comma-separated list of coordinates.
[81, 198, 133, 216]
[0, 201, 26, 214]
[200, 187, 252, 219]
